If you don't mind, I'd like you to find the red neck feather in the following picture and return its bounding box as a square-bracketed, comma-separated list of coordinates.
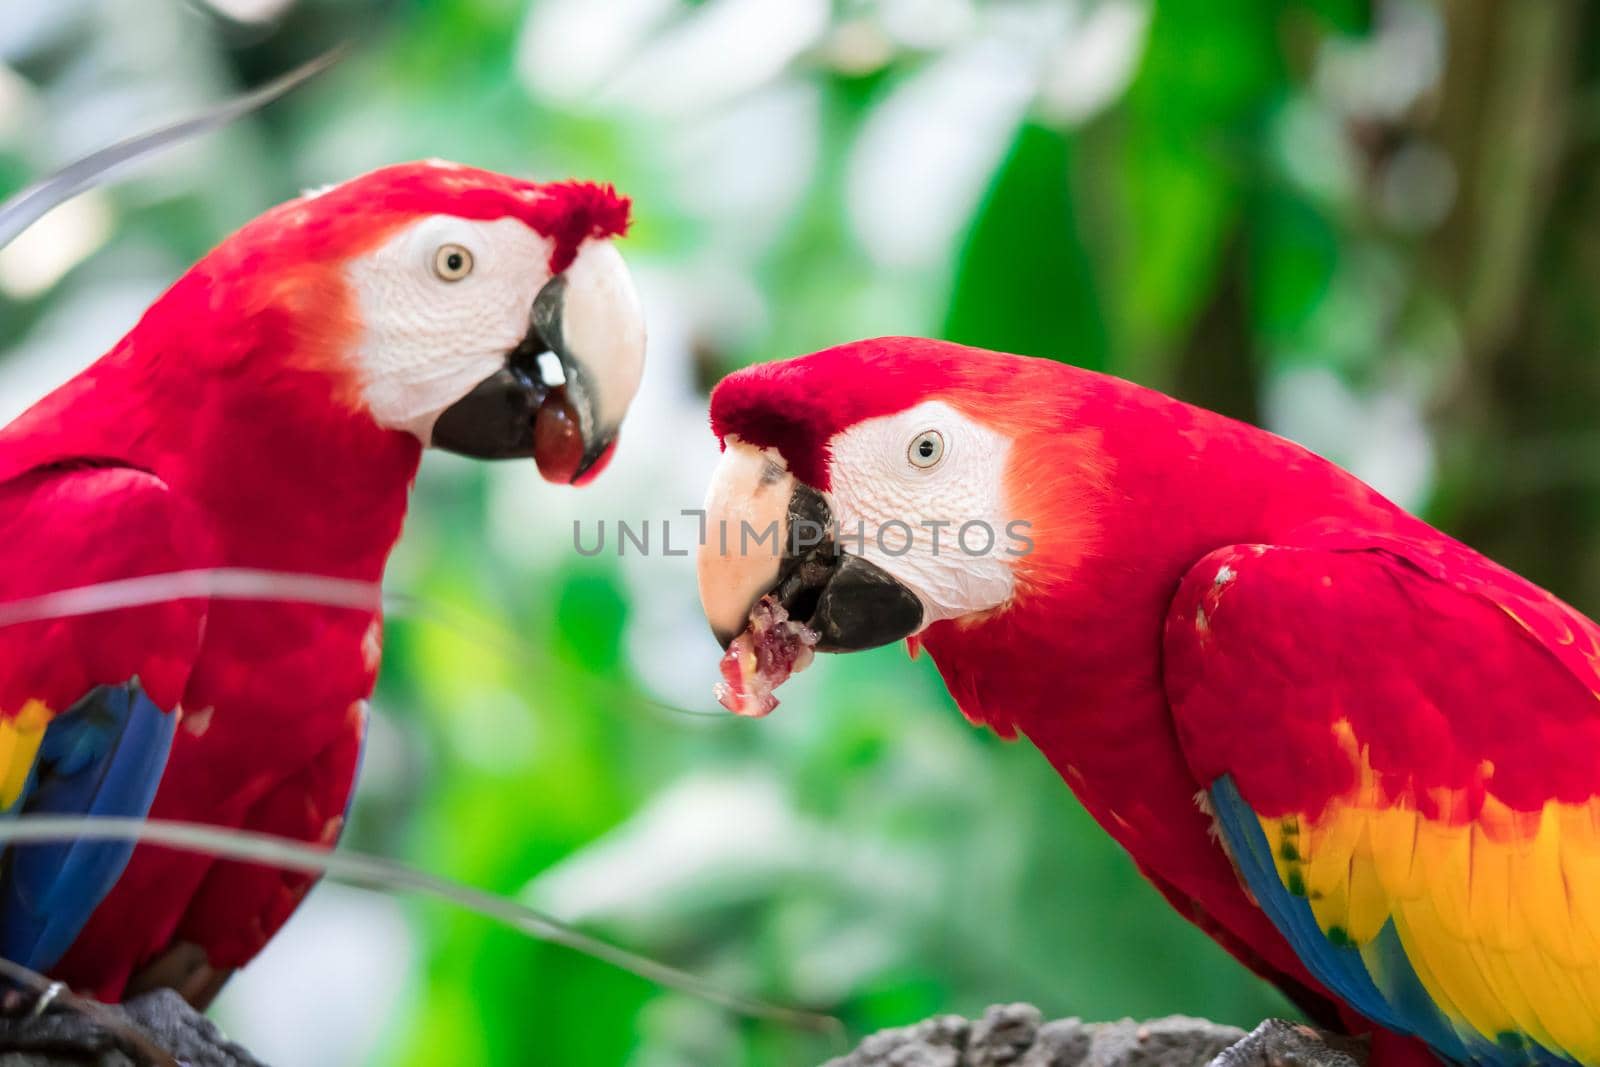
[0, 233, 418, 578]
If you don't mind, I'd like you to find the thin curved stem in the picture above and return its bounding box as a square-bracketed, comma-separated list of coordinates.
[0, 49, 343, 250]
[0, 568, 732, 720]
[0, 816, 844, 1040]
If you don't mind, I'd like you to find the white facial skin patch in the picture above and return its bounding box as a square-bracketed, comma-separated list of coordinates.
[345, 215, 558, 441]
[825, 400, 1020, 626]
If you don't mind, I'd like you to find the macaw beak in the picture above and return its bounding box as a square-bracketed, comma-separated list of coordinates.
[696, 439, 925, 652]
[431, 240, 645, 484]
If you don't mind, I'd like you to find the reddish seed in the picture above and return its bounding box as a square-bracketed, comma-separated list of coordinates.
[533, 393, 585, 484]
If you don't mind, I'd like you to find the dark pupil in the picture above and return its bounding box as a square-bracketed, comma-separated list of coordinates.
[918, 440, 934, 457]
[446, 252, 464, 272]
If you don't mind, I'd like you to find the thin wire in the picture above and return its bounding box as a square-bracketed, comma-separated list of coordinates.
[0, 568, 380, 628]
[0, 49, 343, 250]
[0, 817, 845, 1040]
[0, 579, 797, 1030]
[0, 568, 731, 720]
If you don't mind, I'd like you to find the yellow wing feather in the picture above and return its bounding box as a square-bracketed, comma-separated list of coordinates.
[0, 699, 51, 809]
[1269, 761, 1600, 1063]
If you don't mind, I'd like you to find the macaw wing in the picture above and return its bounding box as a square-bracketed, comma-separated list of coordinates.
[0, 464, 207, 971]
[1163, 534, 1600, 1067]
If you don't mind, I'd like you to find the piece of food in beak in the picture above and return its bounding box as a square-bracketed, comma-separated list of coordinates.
[532, 391, 585, 483]
[714, 595, 820, 718]
[698, 441, 928, 715]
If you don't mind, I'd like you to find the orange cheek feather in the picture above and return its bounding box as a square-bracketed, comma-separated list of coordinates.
[251, 264, 368, 412]
[964, 399, 1110, 603]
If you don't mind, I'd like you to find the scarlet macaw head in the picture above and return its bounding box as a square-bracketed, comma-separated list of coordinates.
[207, 160, 646, 483]
[698, 337, 1098, 655]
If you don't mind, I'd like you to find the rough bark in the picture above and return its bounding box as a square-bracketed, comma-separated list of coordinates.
[824, 1005, 1366, 1067]
[0, 998, 1371, 1067]
[0, 990, 261, 1067]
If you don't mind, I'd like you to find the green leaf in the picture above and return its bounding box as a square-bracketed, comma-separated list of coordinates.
[1108, 0, 1288, 385]
[1248, 190, 1341, 354]
[1300, 0, 1374, 36]
[942, 121, 1108, 369]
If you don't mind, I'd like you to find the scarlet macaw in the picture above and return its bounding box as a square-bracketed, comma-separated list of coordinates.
[696, 337, 1600, 1067]
[0, 161, 645, 1006]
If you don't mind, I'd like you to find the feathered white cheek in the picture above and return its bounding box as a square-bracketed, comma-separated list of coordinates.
[824, 403, 1022, 627]
[350, 269, 536, 440]
[830, 478, 1018, 627]
[359, 301, 519, 439]
[344, 215, 552, 441]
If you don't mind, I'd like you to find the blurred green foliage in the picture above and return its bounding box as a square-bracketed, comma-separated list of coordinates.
[3, 1, 1599, 1065]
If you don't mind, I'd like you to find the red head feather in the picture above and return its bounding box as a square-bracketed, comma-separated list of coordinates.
[217, 160, 631, 276]
[710, 337, 1078, 491]
[523, 179, 633, 273]
[0, 161, 635, 518]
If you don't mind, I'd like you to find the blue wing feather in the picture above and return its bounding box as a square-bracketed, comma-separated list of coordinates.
[1209, 776, 1561, 1067]
[0, 681, 176, 971]
[1211, 777, 1406, 1033]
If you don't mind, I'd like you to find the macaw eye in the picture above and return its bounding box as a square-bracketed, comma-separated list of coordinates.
[907, 430, 945, 469]
[433, 243, 474, 281]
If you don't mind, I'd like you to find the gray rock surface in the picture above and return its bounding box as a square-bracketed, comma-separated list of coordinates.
[0, 989, 264, 1067]
[825, 1005, 1365, 1067]
[0, 993, 1367, 1067]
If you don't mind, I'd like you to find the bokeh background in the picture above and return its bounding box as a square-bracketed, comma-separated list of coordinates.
[1, 1, 1596, 1064]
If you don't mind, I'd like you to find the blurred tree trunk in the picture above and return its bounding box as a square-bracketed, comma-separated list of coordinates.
[1427, 0, 1600, 608]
